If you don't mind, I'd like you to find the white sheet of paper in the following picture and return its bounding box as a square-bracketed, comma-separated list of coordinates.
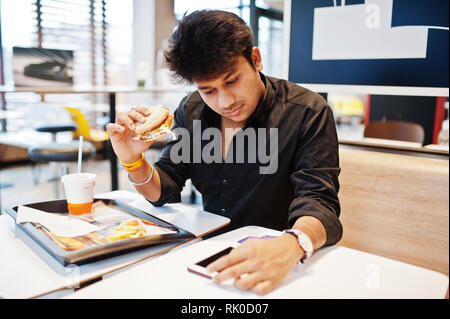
[90, 201, 130, 224]
[16, 206, 101, 237]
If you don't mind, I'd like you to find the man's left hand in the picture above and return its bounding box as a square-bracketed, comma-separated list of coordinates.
[206, 235, 304, 295]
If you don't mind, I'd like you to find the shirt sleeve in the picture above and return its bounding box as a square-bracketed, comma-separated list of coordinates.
[287, 104, 343, 246]
[147, 97, 191, 207]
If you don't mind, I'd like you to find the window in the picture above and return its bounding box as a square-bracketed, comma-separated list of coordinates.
[0, 0, 133, 131]
[174, 0, 284, 78]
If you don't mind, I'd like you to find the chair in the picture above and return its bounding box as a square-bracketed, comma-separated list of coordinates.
[28, 141, 96, 198]
[30, 124, 77, 185]
[65, 107, 109, 156]
[363, 121, 425, 144]
[35, 123, 77, 142]
[30, 120, 96, 198]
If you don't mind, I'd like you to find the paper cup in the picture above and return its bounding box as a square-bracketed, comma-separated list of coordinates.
[61, 173, 96, 215]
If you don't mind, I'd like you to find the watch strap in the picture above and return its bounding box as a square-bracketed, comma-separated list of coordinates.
[282, 229, 314, 263]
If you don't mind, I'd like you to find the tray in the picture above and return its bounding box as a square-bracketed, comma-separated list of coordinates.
[5, 198, 195, 266]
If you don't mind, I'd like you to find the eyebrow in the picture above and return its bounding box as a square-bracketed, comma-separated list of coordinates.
[197, 70, 237, 90]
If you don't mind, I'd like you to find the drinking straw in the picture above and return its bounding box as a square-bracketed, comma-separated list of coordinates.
[77, 136, 83, 173]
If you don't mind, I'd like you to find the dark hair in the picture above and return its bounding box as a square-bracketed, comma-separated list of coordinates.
[164, 10, 254, 83]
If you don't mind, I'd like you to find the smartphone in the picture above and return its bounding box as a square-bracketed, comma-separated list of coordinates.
[187, 246, 234, 279]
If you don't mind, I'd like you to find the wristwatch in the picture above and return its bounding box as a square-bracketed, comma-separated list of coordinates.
[282, 229, 314, 263]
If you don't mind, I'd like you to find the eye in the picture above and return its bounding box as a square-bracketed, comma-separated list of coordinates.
[204, 89, 215, 95]
[226, 77, 238, 85]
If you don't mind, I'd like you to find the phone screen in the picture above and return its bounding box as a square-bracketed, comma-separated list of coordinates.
[195, 246, 233, 268]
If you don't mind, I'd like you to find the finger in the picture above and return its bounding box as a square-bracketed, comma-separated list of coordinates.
[207, 247, 246, 272]
[135, 137, 156, 147]
[212, 260, 256, 284]
[128, 109, 147, 123]
[116, 112, 135, 130]
[234, 271, 265, 291]
[105, 123, 125, 134]
[132, 106, 151, 116]
[250, 280, 273, 295]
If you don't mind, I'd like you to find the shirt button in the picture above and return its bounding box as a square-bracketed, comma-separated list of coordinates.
[221, 208, 226, 214]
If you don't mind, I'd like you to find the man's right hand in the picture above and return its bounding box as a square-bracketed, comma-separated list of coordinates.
[105, 106, 155, 164]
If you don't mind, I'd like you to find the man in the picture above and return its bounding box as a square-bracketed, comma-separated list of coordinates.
[106, 10, 342, 295]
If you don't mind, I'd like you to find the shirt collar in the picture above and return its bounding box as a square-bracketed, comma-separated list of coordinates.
[246, 72, 275, 127]
[199, 72, 275, 128]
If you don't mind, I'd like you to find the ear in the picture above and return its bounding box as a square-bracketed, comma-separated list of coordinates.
[251, 47, 263, 71]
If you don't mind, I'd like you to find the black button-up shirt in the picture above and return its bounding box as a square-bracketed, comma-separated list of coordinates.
[150, 73, 342, 245]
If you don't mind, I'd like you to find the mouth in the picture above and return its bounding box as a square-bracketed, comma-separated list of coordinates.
[224, 105, 243, 116]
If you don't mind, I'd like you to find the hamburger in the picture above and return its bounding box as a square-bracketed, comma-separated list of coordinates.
[133, 105, 174, 141]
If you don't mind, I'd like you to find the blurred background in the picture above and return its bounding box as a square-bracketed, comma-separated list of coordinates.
[0, 0, 448, 211]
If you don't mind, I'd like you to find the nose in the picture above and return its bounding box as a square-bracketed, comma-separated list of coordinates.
[218, 89, 236, 111]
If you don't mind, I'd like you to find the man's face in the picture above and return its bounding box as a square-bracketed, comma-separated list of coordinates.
[194, 52, 265, 126]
